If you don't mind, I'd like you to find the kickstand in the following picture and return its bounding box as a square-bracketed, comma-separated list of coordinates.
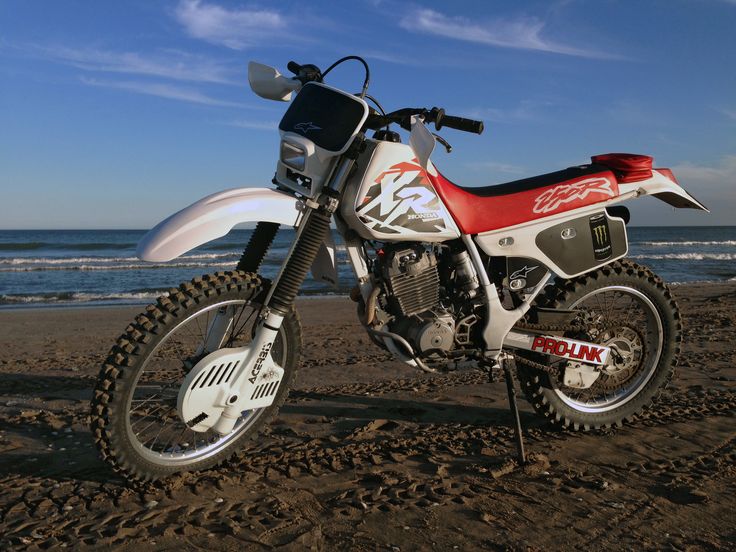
[501, 355, 527, 465]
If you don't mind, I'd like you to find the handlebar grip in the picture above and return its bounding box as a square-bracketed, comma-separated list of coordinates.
[437, 115, 484, 135]
[287, 61, 302, 75]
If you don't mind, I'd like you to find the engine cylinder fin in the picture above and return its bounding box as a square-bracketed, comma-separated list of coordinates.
[388, 265, 440, 317]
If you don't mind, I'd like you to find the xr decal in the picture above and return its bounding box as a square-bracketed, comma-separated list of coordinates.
[358, 160, 450, 234]
[533, 178, 616, 214]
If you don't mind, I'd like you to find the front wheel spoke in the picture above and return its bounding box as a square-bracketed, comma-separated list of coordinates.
[131, 403, 169, 431]
[165, 425, 192, 455]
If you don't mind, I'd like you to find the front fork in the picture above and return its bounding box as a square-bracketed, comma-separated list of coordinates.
[202, 158, 354, 434]
[209, 310, 284, 434]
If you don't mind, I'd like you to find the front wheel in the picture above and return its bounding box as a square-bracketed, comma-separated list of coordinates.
[517, 260, 682, 430]
[90, 271, 301, 482]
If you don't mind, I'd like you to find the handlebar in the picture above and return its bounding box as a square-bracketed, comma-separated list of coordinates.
[285, 59, 484, 135]
[364, 107, 484, 135]
[436, 114, 484, 135]
[287, 61, 322, 85]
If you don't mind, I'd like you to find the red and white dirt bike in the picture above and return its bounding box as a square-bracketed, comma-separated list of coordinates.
[91, 56, 707, 481]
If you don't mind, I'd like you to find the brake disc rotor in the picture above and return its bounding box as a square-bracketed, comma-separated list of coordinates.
[596, 326, 645, 390]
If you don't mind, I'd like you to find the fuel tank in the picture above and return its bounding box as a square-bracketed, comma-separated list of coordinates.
[340, 140, 460, 242]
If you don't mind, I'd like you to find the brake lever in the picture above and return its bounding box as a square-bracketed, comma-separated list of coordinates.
[432, 133, 452, 153]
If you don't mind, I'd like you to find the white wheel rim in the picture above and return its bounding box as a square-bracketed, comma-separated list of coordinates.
[552, 285, 664, 414]
[124, 299, 288, 466]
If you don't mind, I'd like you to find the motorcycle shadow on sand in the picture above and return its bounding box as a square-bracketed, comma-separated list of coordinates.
[0, 373, 557, 486]
[281, 391, 542, 428]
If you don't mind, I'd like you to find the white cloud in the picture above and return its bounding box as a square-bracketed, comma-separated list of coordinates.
[24, 44, 236, 84]
[400, 9, 618, 59]
[670, 155, 736, 187]
[463, 100, 548, 123]
[80, 77, 244, 107]
[223, 119, 279, 130]
[628, 156, 735, 225]
[359, 50, 419, 66]
[722, 108, 736, 122]
[174, 0, 287, 50]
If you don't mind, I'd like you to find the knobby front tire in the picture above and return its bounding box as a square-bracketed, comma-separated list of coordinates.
[90, 271, 301, 482]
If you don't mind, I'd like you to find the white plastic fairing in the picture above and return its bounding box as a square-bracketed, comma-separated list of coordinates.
[177, 346, 284, 433]
[339, 141, 460, 242]
[409, 116, 436, 170]
[620, 169, 709, 211]
[248, 62, 300, 102]
[137, 187, 302, 262]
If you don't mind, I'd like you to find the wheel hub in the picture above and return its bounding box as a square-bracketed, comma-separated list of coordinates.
[598, 326, 645, 389]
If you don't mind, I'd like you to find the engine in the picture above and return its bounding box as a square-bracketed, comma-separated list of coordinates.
[372, 243, 482, 359]
[381, 245, 440, 317]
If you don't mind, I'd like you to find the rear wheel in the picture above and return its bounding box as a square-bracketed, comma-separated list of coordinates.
[90, 271, 301, 482]
[517, 260, 681, 430]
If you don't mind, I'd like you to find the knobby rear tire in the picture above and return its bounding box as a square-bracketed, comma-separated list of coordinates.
[517, 259, 682, 431]
[90, 271, 301, 482]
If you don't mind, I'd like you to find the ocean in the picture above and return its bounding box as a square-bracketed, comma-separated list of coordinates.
[1, 226, 734, 308]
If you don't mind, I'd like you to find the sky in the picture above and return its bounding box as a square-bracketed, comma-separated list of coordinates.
[0, 0, 734, 229]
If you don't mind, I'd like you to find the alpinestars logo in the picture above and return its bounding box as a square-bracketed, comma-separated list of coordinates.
[510, 265, 538, 280]
[533, 178, 616, 214]
[357, 160, 449, 234]
[293, 122, 321, 133]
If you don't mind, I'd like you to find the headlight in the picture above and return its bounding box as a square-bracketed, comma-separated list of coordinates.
[280, 141, 306, 171]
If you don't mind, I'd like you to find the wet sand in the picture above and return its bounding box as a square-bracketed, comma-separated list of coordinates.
[0, 282, 734, 550]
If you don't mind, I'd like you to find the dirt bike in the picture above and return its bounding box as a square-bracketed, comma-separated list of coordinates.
[90, 56, 708, 482]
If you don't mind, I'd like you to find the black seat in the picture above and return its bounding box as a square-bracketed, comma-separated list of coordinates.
[455, 164, 608, 197]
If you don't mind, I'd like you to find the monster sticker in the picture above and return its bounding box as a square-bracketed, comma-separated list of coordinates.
[589, 213, 612, 260]
[357, 160, 452, 234]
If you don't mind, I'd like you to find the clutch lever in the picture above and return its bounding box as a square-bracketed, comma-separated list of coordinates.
[432, 133, 452, 153]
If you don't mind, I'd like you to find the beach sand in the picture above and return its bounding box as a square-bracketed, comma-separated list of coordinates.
[0, 282, 734, 550]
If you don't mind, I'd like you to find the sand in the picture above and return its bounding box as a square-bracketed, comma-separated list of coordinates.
[0, 282, 734, 550]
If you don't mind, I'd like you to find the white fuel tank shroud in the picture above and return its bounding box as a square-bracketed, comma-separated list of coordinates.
[340, 141, 460, 242]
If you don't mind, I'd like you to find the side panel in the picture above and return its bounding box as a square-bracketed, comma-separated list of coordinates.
[535, 211, 627, 275]
[340, 141, 460, 242]
[475, 208, 628, 278]
[137, 187, 303, 262]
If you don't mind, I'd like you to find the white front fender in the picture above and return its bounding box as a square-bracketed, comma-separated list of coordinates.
[137, 187, 304, 262]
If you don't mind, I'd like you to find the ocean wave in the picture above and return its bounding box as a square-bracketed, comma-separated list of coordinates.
[0, 242, 137, 251]
[637, 240, 736, 246]
[203, 242, 249, 251]
[631, 253, 736, 260]
[0, 252, 239, 266]
[0, 261, 235, 272]
[0, 291, 167, 305]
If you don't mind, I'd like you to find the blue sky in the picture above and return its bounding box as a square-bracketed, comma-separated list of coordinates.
[1, 0, 734, 228]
